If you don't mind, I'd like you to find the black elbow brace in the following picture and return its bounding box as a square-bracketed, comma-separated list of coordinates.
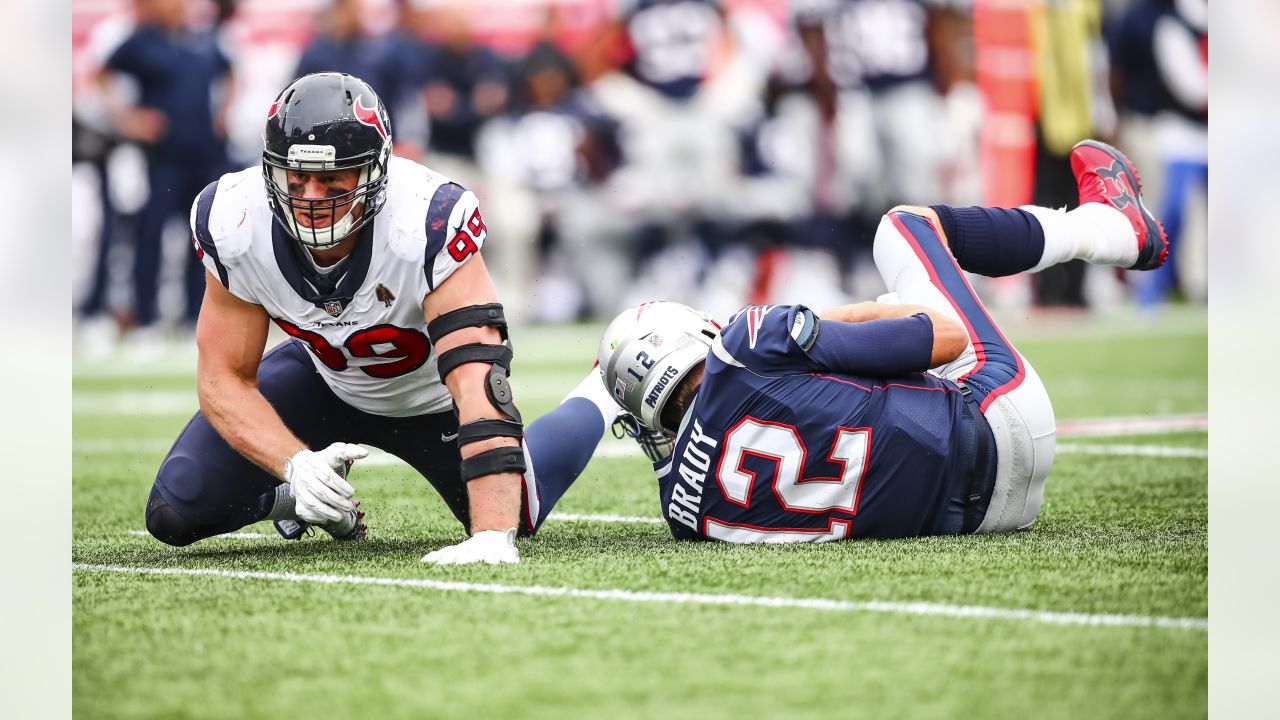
[430, 304, 527, 482]
[457, 417, 526, 482]
[430, 303, 523, 423]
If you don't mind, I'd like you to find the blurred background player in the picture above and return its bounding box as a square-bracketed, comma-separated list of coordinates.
[293, 0, 431, 158]
[478, 8, 625, 321]
[577, 0, 757, 313]
[294, 0, 381, 86]
[83, 0, 234, 355]
[1135, 0, 1206, 306]
[819, 0, 969, 211]
[72, 0, 1208, 352]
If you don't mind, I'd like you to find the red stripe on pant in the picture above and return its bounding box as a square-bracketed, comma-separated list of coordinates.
[887, 210, 1026, 412]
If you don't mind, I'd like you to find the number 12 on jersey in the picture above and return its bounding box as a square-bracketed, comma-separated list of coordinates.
[706, 418, 870, 542]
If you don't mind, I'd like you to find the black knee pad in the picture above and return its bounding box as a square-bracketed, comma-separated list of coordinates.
[145, 487, 212, 547]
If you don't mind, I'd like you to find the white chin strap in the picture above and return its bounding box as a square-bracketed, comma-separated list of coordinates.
[274, 165, 373, 249]
[296, 203, 361, 249]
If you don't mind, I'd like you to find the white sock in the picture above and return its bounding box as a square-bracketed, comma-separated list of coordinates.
[562, 367, 624, 433]
[1022, 203, 1138, 271]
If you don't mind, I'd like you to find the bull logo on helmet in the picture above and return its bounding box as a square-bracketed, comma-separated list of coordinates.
[352, 94, 388, 141]
[267, 98, 283, 119]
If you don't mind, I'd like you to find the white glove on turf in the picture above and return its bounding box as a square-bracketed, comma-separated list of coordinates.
[284, 443, 368, 524]
[421, 529, 519, 565]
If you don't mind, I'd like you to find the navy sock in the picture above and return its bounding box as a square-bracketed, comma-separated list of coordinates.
[525, 397, 607, 528]
[930, 205, 1046, 278]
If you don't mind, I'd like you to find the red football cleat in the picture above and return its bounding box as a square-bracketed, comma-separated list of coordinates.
[1070, 140, 1169, 270]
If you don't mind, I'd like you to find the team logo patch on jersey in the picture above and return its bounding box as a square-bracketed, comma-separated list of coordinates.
[323, 299, 344, 318]
[375, 283, 396, 307]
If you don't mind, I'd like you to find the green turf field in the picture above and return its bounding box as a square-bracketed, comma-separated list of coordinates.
[72, 308, 1207, 720]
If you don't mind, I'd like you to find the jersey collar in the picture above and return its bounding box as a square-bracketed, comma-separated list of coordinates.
[271, 219, 374, 317]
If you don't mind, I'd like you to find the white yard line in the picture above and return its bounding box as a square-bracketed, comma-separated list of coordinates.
[75, 439, 174, 454]
[71, 563, 1206, 631]
[1056, 443, 1207, 459]
[73, 392, 196, 416]
[123, 511, 664, 542]
[78, 435, 1207, 463]
[546, 512, 664, 524]
[1056, 413, 1208, 437]
[126, 529, 275, 540]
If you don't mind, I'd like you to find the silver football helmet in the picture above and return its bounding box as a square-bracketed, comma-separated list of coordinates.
[598, 302, 719, 434]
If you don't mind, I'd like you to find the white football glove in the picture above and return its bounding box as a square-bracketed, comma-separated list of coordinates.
[421, 529, 519, 566]
[283, 443, 368, 524]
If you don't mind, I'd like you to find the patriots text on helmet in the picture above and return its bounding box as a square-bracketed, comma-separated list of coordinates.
[645, 365, 682, 408]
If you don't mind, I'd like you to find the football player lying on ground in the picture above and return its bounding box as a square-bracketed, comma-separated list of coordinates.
[597, 140, 1168, 542]
[145, 72, 626, 565]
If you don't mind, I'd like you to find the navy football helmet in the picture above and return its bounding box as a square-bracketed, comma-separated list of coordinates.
[262, 73, 392, 249]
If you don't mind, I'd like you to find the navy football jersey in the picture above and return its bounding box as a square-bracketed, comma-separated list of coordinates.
[656, 304, 971, 543]
[825, 0, 933, 91]
[620, 0, 722, 99]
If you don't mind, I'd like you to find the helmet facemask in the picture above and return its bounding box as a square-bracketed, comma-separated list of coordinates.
[261, 74, 393, 251]
[263, 141, 389, 250]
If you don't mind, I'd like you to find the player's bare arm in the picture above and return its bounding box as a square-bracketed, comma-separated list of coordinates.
[423, 254, 523, 535]
[195, 270, 306, 476]
[819, 301, 967, 367]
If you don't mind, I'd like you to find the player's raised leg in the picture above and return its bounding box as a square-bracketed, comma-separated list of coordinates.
[868, 141, 1166, 531]
[873, 205, 1057, 532]
[146, 341, 360, 546]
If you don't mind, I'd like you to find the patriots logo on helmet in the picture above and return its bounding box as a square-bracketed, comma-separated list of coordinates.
[352, 94, 388, 141]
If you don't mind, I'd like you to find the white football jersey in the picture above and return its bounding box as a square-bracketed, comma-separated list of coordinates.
[190, 156, 489, 417]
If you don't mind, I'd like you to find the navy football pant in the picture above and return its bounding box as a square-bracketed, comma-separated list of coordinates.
[135, 158, 222, 326]
[149, 340, 470, 544]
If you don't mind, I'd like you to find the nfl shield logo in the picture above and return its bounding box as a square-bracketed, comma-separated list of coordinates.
[614, 378, 627, 401]
[323, 300, 344, 318]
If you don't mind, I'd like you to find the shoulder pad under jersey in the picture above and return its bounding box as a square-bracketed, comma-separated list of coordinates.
[190, 167, 261, 288]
